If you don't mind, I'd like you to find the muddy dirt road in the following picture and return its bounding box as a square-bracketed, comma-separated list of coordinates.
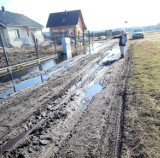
[0, 41, 131, 158]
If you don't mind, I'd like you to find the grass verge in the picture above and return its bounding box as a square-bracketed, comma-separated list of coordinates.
[122, 31, 160, 158]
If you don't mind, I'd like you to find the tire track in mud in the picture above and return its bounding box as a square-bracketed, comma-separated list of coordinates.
[0, 44, 116, 157]
[1, 51, 130, 158]
[53, 58, 128, 158]
[115, 45, 132, 158]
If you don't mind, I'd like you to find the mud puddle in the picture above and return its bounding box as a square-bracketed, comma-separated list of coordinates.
[0, 53, 70, 99]
[0, 41, 127, 157]
[84, 83, 103, 100]
[0, 43, 117, 99]
[0, 51, 111, 157]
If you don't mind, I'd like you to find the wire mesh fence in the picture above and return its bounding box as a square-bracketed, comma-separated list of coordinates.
[0, 31, 114, 98]
[0, 32, 95, 69]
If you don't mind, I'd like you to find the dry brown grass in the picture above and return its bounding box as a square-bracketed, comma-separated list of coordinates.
[0, 43, 88, 69]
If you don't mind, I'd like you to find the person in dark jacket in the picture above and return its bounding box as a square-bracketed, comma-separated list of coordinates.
[113, 29, 127, 59]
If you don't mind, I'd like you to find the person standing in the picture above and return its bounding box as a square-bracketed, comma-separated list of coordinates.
[113, 29, 127, 59]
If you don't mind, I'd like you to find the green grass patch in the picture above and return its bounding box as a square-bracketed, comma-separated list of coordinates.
[123, 31, 160, 158]
[130, 40, 160, 92]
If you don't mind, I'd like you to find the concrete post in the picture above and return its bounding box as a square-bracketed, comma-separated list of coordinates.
[62, 38, 72, 59]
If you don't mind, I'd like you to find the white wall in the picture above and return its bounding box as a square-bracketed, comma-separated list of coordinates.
[6, 26, 44, 47]
[32, 29, 44, 43]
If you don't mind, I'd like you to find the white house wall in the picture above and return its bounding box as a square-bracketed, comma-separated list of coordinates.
[30, 29, 44, 43]
[6, 26, 43, 47]
[7, 26, 29, 47]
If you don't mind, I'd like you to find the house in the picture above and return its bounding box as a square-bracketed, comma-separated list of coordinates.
[46, 10, 87, 38]
[0, 7, 44, 47]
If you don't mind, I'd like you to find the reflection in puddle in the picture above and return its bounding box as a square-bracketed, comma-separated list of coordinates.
[41, 59, 57, 71]
[0, 88, 14, 99]
[0, 43, 114, 99]
[0, 76, 44, 98]
[0, 55, 66, 99]
[83, 83, 103, 101]
[0, 54, 73, 99]
[15, 76, 43, 91]
[0, 59, 57, 82]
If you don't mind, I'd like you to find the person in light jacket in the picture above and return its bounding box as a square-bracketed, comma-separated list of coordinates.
[113, 29, 127, 59]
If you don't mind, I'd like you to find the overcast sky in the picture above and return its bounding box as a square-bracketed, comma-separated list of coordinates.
[1, 0, 160, 31]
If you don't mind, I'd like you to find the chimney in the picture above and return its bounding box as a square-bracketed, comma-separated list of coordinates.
[65, 10, 67, 15]
[2, 6, 6, 16]
[2, 6, 5, 12]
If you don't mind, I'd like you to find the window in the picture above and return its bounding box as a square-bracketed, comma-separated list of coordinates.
[27, 30, 29, 37]
[15, 29, 20, 38]
[8, 29, 20, 39]
[35, 31, 42, 37]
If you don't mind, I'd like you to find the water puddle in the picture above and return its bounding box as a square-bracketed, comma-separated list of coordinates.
[83, 83, 103, 101]
[0, 88, 14, 99]
[41, 59, 57, 71]
[0, 59, 57, 82]
[0, 76, 44, 98]
[0, 43, 117, 99]
[0, 54, 75, 99]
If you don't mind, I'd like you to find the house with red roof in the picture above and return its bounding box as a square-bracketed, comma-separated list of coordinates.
[46, 10, 87, 37]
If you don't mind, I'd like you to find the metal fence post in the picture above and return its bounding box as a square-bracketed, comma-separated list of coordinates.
[32, 34, 43, 82]
[53, 34, 57, 54]
[88, 31, 91, 54]
[82, 29, 85, 46]
[53, 34, 58, 63]
[36, 38, 39, 59]
[0, 34, 16, 92]
[32, 34, 39, 59]
[74, 36, 76, 49]
[0, 34, 9, 66]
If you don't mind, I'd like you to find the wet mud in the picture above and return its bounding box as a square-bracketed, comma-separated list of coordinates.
[0, 41, 131, 158]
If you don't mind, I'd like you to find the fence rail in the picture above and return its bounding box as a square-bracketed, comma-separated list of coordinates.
[0, 33, 93, 68]
[0, 32, 113, 98]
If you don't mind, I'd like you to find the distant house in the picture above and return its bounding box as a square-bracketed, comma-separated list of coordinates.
[46, 10, 87, 38]
[0, 7, 44, 47]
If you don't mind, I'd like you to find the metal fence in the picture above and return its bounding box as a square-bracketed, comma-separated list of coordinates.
[0, 32, 96, 69]
[0, 32, 90, 97]
[0, 31, 114, 98]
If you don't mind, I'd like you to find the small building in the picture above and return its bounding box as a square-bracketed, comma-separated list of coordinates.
[46, 10, 87, 38]
[0, 7, 44, 47]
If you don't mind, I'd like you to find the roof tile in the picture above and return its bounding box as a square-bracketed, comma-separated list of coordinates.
[0, 10, 43, 28]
